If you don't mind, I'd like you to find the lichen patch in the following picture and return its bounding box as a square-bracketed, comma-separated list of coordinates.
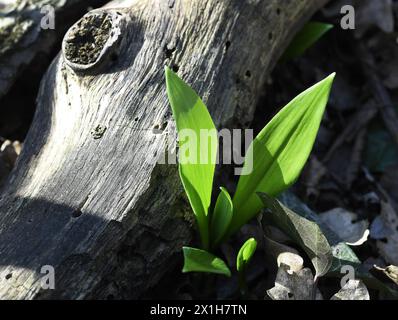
[0, 17, 33, 56]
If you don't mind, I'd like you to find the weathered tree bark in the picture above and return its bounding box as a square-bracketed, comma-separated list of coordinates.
[0, 0, 328, 299]
[0, 0, 108, 99]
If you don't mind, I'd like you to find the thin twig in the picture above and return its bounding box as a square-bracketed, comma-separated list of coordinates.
[346, 127, 367, 188]
[323, 100, 377, 163]
[357, 43, 398, 147]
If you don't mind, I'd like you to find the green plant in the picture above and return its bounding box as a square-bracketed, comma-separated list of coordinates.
[182, 247, 231, 277]
[236, 238, 257, 296]
[165, 66, 335, 284]
[282, 22, 333, 61]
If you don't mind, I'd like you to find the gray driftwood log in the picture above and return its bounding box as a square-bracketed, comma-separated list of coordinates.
[0, 0, 328, 299]
[0, 0, 108, 99]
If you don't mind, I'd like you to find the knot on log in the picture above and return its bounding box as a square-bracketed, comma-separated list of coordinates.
[62, 10, 125, 73]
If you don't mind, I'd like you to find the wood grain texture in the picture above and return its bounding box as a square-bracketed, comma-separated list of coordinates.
[0, 0, 328, 299]
[0, 0, 108, 99]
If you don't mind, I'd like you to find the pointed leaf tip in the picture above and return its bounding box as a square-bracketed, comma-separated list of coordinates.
[165, 68, 217, 250]
[229, 72, 335, 236]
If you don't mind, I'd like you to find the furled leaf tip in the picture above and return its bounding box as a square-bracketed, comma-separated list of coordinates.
[236, 238, 257, 272]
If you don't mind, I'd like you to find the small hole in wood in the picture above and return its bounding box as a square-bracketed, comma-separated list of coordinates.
[72, 209, 83, 218]
[134, 117, 139, 122]
[276, 8, 281, 15]
[225, 41, 231, 51]
[268, 32, 273, 41]
[245, 70, 251, 78]
[172, 64, 179, 72]
[164, 44, 176, 59]
[5, 273, 12, 280]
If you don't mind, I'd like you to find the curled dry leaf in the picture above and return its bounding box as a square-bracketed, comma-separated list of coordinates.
[277, 253, 304, 275]
[374, 265, 398, 286]
[267, 266, 323, 300]
[319, 208, 369, 246]
[370, 201, 398, 265]
[263, 233, 303, 274]
[0, 140, 22, 185]
[331, 280, 370, 300]
[0, 140, 22, 166]
[355, 0, 394, 37]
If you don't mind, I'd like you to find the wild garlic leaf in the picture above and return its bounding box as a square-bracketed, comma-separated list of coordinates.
[182, 247, 231, 277]
[236, 238, 257, 273]
[210, 187, 233, 248]
[165, 66, 218, 250]
[258, 192, 333, 279]
[229, 73, 335, 236]
[282, 22, 333, 61]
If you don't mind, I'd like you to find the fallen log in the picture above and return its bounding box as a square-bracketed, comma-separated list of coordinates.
[0, 0, 328, 299]
[0, 0, 109, 99]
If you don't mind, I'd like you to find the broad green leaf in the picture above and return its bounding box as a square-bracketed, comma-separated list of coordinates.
[236, 238, 257, 273]
[258, 192, 333, 279]
[229, 73, 335, 236]
[182, 247, 231, 277]
[165, 66, 218, 250]
[210, 187, 233, 248]
[282, 22, 333, 61]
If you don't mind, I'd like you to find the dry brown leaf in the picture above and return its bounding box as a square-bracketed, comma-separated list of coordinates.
[370, 201, 398, 265]
[319, 208, 369, 246]
[355, 0, 394, 37]
[374, 265, 398, 286]
[266, 266, 323, 300]
[331, 280, 370, 300]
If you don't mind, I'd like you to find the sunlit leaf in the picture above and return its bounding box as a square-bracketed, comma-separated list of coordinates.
[165, 66, 218, 249]
[210, 187, 233, 248]
[229, 73, 335, 236]
[236, 238, 257, 273]
[282, 22, 333, 61]
[182, 247, 231, 277]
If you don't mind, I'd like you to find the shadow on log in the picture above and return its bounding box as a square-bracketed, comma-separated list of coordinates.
[0, 0, 328, 299]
